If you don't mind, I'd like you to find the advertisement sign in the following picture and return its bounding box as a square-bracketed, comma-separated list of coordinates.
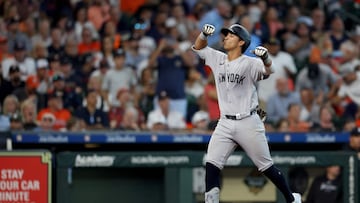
[0, 151, 51, 203]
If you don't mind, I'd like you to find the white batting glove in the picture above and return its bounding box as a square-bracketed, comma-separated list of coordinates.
[202, 24, 215, 37]
[254, 46, 268, 60]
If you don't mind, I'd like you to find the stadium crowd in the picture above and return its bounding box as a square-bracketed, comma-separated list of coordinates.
[0, 0, 359, 133]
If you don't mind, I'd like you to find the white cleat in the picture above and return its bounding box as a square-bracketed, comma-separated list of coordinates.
[292, 193, 302, 203]
[205, 187, 220, 203]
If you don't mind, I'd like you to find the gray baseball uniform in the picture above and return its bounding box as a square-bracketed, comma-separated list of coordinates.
[192, 46, 273, 171]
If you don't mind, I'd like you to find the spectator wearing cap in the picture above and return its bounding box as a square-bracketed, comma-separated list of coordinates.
[33, 112, 56, 131]
[338, 41, 360, 75]
[59, 56, 80, 92]
[77, 26, 101, 55]
[47, 53, 61, 76]
[6, 16, 32, 53]
[93, 36, 116, 69]
[330, 64, 360, 120]
[47, 27, 64, 56]
[26, 58, 51, 95]
[75, 89, 109, 130]
[1, 40, 36, 81]
[101, 48, 137, 106]
[90, 59, 110, 85]
[191, 110, 210, 133]
[1, 65, 26, 103]
[9, 112, 23, 130]
[147, 34, 193, 118]
[37, 91, 71, 131]
[344, 127, 360, 159]
[296, 62, 340, 97]
[258, 37, 297, 104]
[76, 53, 96, 90]
[47, 73, 83, 112]
[122, 33, 147, 70]
[146, 91, 186, 130]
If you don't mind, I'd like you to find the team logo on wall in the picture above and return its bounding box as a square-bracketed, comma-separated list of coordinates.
[244, 168, 268, 194]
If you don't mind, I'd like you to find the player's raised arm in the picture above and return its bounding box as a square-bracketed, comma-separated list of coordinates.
[193, 24, 215, 50]
[253, 46, 274, 76]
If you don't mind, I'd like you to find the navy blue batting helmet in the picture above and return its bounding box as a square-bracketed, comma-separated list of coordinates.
[221, 24, 251, 52]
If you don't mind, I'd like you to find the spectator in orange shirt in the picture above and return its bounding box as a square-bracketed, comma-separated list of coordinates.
[26, 58, 51, 95]
[77, 26, 100, 55]
[287, 103, 312, 132]
[37, 92, 71, 131]
[0, 36, 11, 61]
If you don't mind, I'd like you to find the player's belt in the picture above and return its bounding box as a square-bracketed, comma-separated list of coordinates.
[225, 109, 257, 120]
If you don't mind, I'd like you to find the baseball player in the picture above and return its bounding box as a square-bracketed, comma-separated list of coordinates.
[192, 24, 302, 203]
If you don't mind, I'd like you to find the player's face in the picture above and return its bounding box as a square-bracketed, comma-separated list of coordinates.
[223, 33, 243, 51]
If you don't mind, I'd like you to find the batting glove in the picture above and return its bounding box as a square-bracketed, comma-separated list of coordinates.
[202, 24, 215, 37]
[254, 46, 271, 66]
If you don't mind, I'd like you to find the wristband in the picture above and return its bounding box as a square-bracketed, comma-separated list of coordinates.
[200, 32, 208, 40]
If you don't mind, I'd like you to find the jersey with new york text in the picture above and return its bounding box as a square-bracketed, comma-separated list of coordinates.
[193, 46, 267, 116]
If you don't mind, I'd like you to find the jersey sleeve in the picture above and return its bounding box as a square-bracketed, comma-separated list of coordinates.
[192, 46, 226, 71]
[249, 58, 268, 81]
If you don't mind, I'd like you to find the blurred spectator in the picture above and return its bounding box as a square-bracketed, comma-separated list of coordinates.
[135, 68, 156, 120]
[2, 94, 20, 117]
[198, 0, 231, 47]
[31, 41, 48, 60]
[132, 19, 156, 58]
[94, 36, 115, 69]
[59, 56, 79, 92]
[204, 72, 220, 129]
[75, 89, 109, 130]
[2, 40, 36, 81]
[299, 88, 320, 123]
[47, 73, 82, 112]
[0, 105, 10, 131]
[286, 103, 311, 132]
[147, 38, 192, 118]
[185, 68, 205, 122]
[258, 37, 297, 103]
[191, 110, 210, 133]
[63, 36, 81, 68]
[310, 8, 326, 43]
[83, 75, 110, 113]
[331, 66, 360, 120]
[305, 165, 342, 203]
[296, 63, 340, 97]
[37, 92, 71, 131]
[328, 14, 348, 56]
[344, 127, 360, 158]
[20, 98, 38, 130]
[100, 20, 121, 49]
[90, 58, 110, 84]
[101, 48, 137, 106]
[285, 18, 313, 69]
[171, 3, 197, 41]
[34, 112, 56, 131]
[275, 118, 290, 132]
[47, 53, 61, 76]
[118, 106, 144, 131]
[1, 66, 26, 103]
[310, 105, 337, 132]
[266, 77, 300, 124]
[74, 5, 98, 42]
[0, 36, 10, 61]
[26, 58, 51, 95]
[77, 26, 100, 55]
[146, 91, 186, 131]
[240, 14, 262, 57]
[76, 53, 96, 91]
[31, 18, 51, 47]
[108, 6, 133, 34]
[337, 41, 360, 74]
[146, 10, 168, 43]
[258, 6, 284, 43]
[9, 112, 23, 130]
[47, 27, 64, 56]
[6, 17, 32, 53]
[87, 0, 110, 31]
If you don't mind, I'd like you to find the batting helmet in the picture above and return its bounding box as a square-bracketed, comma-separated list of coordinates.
[221, 24, 251, 52]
